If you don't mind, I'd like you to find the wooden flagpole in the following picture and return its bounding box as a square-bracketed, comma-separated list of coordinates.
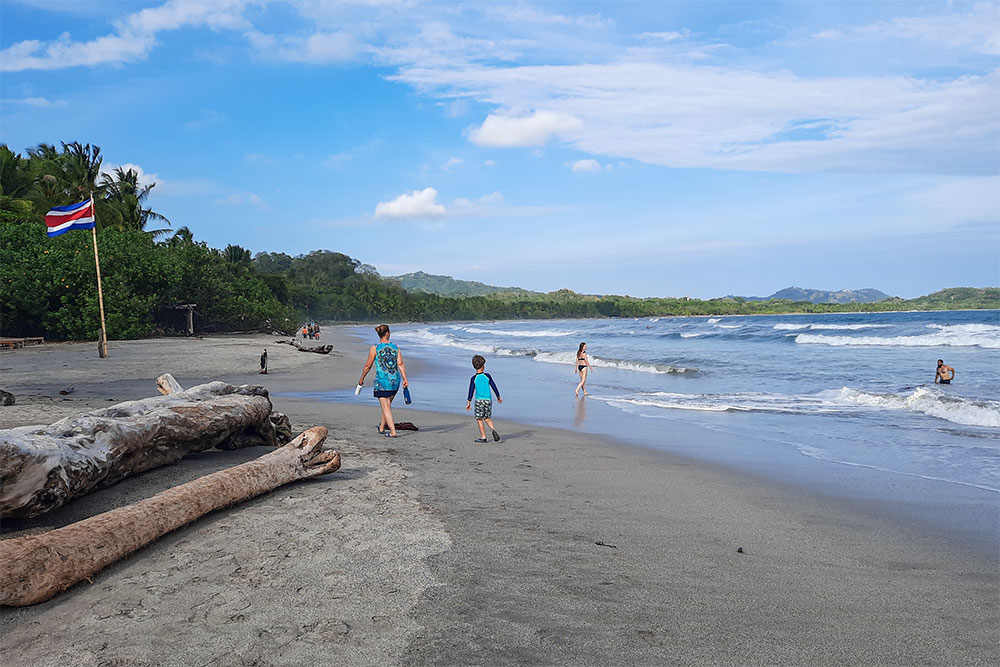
[89, 193, 109, 358]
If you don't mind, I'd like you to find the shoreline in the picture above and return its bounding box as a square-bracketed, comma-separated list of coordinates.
[1, 330, 997, 665]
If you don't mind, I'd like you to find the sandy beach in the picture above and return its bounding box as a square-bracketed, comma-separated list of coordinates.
[1, 328, 997, 666]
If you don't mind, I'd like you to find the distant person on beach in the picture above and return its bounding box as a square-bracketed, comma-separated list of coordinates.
[574, 342, 591, 397]
[302, 325, 308, 339]
[935, 359, 955, 384]
[359, 324, 408, 438]
[259, 348, 268, 374]
[467, 354, 502, 442]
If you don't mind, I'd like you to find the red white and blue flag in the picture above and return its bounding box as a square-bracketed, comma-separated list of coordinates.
[46, 198, 96, 237]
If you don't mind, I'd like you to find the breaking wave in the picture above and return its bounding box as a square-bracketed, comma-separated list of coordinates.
[598, 387, 1000, 428]
[796, 326, 1000, 348]
[774, 323, 893, 331]
[453, 326, 575, 338]
[835, 387, 1000, 428]
[395, 328, 696, 374]
[534, 350, 695, 374]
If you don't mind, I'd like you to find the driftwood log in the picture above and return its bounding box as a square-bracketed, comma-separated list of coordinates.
[275, 339, 333, 354]
[0, 381, 281, 519]
[0, 427, 340, 607]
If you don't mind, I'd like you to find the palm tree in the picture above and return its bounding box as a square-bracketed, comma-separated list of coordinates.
[0, 145, 35, 222]
[100, 167, 171, 238]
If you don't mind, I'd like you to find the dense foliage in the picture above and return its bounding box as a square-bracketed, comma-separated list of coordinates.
[2, 142, 996, 341]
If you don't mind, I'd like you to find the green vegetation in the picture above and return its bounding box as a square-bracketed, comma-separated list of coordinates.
[2, 142, 996, 341]
[393, 271, 536, 298]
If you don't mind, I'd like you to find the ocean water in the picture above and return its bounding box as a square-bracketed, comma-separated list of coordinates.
[311, 310, 1000, 549]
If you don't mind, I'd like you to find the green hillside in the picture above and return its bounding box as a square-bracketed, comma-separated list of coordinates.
[392, 271, 538, 298]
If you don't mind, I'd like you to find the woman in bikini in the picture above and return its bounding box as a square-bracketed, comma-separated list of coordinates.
[574, 342, 591, 397]
[359, 324, 409, 437]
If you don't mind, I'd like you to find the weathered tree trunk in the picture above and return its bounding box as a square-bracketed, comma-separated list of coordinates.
[0, 427, 340, 607]
[294, 340, 334, 354]
[0, 382, 278, 519]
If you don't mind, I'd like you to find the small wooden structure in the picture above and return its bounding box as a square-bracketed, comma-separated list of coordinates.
[0, 337, 44, 350]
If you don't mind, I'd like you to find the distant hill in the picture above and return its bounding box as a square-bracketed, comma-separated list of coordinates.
[739, 287, 892, 304]
[391, 271, 538, 298]
[908, 287, 1000, 309]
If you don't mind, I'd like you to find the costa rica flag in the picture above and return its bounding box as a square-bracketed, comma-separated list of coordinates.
[46, 199, 96, 237]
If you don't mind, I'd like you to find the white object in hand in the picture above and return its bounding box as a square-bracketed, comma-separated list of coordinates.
[355, 384, 362, 395]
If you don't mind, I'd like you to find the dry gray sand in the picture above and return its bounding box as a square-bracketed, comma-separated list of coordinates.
[1, 330, 997, 666]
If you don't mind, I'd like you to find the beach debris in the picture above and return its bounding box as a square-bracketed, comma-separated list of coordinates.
[737, 547, 744, 554]
[58, 386, 74, 395]
[0, 390, 14, 406]
[394, 422, 419, 431]
[156, 372, 184, 395]
[594, 541, 618, 549]
[270, 411, 293, 442]
[0, 381, 283, 518]
[0, 426, 341, 607]
[275, 338, 333, 354]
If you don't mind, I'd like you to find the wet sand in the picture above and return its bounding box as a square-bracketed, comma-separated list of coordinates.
[1, 330, 997, 666]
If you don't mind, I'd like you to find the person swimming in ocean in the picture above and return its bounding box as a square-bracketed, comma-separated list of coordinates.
[935, 359, 955, 384]
[574, 342, 591, 397]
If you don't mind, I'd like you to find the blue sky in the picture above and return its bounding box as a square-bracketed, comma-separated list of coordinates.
[2, 0, 997, 298]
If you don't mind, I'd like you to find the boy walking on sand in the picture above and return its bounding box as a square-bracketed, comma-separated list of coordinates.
[467, 354, 502, 442]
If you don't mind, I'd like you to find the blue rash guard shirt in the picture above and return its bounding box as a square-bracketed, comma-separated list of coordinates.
[468, 372, 500, 401]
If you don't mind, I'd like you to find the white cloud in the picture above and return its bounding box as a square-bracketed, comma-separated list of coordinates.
[1, 32, 156, 72]
[215, 191, 268, 209]
[0, 0, 252, 71]
[245, 30, 362, 64]
[815, 4, 1000, 55]
[184, 108, 224, 129]
[484, 159, 496, 166]
[1, 96, 64, 107]
[100, 162, 160, 187]
[569, 158, 601, 172]
[442, 157, 464, 171]
[374, 187, 446, 219]
[478, 190, 503, 204]
[396, 62, 1000, 174]
[468, 110, 583, 147]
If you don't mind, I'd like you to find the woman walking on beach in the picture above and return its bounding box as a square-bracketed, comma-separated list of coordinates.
[359, 324, 408, 437]
[574, 342, 591, 397]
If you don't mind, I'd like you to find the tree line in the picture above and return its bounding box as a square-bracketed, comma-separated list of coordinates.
[2, 142, 996, 341]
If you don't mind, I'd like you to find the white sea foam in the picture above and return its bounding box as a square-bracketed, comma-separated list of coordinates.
[456, 326, 575, 338]
[707, 318, 721, 324]
[534, 351, 694, 374]
[796, 329, 1000, 348]
[793, 444, 1000, 493]
[835, 387, 1000, 428]
[680, 332, 706, 338]
[600, 387, 1000, 428]
[774, 323, 892, 331]
[927, 323, 1000, 334]
[601, 391, 835, 414]
[716, 324, 740, 329]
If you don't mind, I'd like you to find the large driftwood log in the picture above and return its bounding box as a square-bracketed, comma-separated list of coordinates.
[0, 427, 340, 607]
[276, 338, 333, 354]
[0, 382, 279, 519]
